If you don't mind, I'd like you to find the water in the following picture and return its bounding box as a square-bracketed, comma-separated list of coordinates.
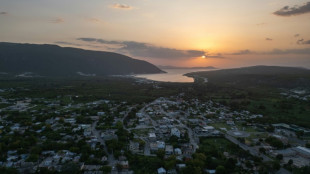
[135, 68, 213, 82]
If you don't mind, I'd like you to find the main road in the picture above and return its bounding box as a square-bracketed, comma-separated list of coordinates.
[91, 121, 116, 166]
[224, 134, 271, 162]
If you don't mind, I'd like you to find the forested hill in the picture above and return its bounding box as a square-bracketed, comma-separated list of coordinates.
[0, 42, 164, 77]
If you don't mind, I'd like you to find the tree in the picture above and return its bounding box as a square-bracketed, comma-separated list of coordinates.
[156, 149, 165, 160]
[287, 159, 293, 166]
[26, 154, 39, 162]
[259, 147, 266, 154]
[61, 162, 79, 174]
[216, 165, 226, 174]
[265, 136, 284, 149]
[101, 166, 112, 174]
[0, 167, 18, 174]
[276, 154, 283, 161]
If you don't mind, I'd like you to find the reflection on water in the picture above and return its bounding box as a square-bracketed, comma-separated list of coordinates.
[135, 68, 212, 82]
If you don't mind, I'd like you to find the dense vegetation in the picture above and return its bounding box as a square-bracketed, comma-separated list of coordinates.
[0, 42, 163, 76]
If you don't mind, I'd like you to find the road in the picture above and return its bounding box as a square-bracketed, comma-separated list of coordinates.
[225, 134, 271, 161]
[91, 121, 116, 166]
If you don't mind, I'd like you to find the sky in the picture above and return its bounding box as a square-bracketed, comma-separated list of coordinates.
[0, 0, 310, 68]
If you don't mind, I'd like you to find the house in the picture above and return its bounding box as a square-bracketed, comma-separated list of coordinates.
[171, 128, 180, 138]
[101, 156, 107, 162]
[150, 142, 158, 153]
[202, 126, 215, 132]
[101, 130, 118, 140]
[64, 118, 76, 124]
[167, 169, 177, 174]
[176, 164, 186, 170]
[157, 167, 166, 174]
[149, 133, 157, 142]
[97, 112, 105, 116]
[118, 156, 129, 169]
[157, 141, 165, 150]
[81, 164, 103, 171]
[129, 141, 141, 153]
[84, 128, 92, 137]
[226, 120, 235, 126]
[205, 169, 216, 174]
[139, 118, 146, 125]
[136, 113, 143, 117]
[174, 148, 182, 155]
[165, 145, 173, 155]
[119, 160, 129, 169]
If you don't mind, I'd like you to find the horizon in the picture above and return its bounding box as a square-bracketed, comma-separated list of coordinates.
[1, 0, 310, 68]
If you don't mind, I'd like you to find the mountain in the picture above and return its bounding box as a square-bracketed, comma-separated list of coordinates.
[158, 65, 216, 69]
[186, 65, 310, 88]
[0, 42, 164, 77]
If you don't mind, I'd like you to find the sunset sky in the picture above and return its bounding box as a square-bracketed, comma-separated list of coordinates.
[1, 0, 310, 68]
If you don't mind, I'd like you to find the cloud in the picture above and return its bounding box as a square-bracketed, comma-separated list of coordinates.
[273, 2, 310, 16]
[85, 17, 105, 24]
[265, 38, 273, 41]
[230, 48, 310, 55]
[0, 12, 8, 15]
[268, 48, 310, 55]
[256, 23, 266, 26]
[77, 38, 222, 59]
[49, 17, 64, 23]
[204, 53, 224, 58]
[55, 41, 83, 47]
[231, 49, 253, 55]
[111, 3, 133, 10]
[297, 39, 310, 45]
[294, 34, 300, 37]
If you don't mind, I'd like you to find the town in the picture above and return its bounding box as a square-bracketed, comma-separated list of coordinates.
[0, 86, 309, 174]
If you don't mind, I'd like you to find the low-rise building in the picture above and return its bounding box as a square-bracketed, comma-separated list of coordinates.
[157, 167, 166, 174]
[165, 145, 173, 155]
[171, 128, 180, 138]
[293, 146, 310, 158]
[149, 133, 157, 142]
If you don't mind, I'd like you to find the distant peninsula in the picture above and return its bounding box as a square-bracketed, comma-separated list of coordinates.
[158, 65, 216, 69]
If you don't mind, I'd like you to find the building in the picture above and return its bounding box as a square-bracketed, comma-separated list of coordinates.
[157, 167, 166, 174]
[165, 145, 173, 155]
[157, 141, 165, 150]
[171, 128, 180, 138]
[203, 126, 215, 132]
[226, 120, 235, 126]
[149, 133, 157, 142]
[293, 146, 310, 158]
[97, 112, 105, 116]
[129, 141, 141, 153]
[174, 148, 182, 155]
[274, 148, 296, 157]
[101, 130, 118, 140]
[150, 142, 158, 153]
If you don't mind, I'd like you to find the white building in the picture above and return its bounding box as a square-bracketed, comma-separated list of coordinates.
[171, 128, 181, 138]
[97, 112, 105, 116]
[157, 167, 166, 174]
[149, 133, 157, 142]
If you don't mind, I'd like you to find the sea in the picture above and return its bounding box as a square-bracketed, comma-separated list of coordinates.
[135, 68, 214, 83]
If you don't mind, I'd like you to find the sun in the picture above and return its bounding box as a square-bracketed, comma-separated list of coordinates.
[201, 55, 206, 59]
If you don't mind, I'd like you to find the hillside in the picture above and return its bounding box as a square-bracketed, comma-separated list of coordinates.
[0, 42, 164, 77]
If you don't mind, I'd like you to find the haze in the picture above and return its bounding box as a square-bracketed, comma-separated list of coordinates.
[1, 0, 310, 68]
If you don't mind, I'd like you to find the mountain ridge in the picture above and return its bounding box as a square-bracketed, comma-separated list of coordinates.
[0, 42, 164, 77]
